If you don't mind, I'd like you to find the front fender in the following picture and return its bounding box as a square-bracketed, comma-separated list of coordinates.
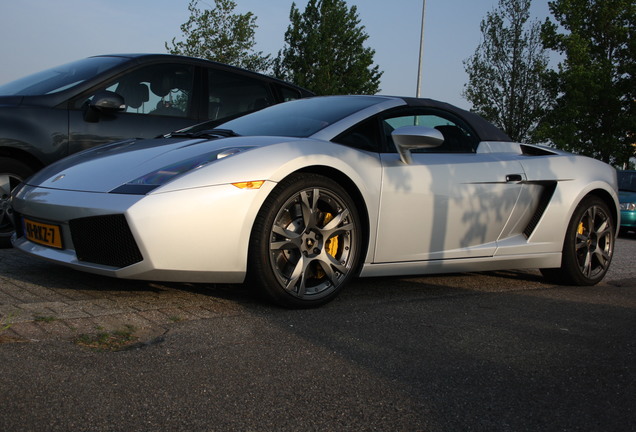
[159, 139, 383, 265]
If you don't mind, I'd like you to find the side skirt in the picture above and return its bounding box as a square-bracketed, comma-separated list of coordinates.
[359, 253, 562, 278]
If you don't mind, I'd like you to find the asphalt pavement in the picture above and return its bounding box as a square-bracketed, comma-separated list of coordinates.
[0, 236, 634, 431]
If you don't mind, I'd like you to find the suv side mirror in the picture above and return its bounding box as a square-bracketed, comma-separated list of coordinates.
[83, 91, 126, 122]
[392, 126, 444, 164]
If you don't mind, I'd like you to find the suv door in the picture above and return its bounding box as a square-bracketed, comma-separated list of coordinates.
[68, 63, 197, 154]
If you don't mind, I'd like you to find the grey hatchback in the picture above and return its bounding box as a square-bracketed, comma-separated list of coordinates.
[0, 54, 313, 244]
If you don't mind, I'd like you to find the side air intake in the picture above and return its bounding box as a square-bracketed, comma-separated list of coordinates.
[523, 183, 557, 238]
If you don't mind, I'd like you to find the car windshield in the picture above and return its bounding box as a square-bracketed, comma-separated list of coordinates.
[0, 56, 127, 96]
[618, 171, 636, 193]
[183, 96, 385, 138]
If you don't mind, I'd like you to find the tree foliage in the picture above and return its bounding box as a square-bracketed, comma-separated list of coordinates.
[165, 0, 271, 72]
[539, 0, 635, 165]
[274, 0, 383, 95]
[463, 0, 550, 142]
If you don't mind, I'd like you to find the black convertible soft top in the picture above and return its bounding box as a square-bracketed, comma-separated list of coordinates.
[401, 97, 512, 142]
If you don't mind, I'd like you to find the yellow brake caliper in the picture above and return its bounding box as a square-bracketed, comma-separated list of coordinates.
[315, 212, 338, 279]
[323, 213, 339, 257]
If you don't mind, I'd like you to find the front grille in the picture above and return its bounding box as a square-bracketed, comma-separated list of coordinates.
[69, 214, 143, 268]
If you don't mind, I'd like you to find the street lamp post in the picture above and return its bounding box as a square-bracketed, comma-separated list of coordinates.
[416, 0, 427, 97]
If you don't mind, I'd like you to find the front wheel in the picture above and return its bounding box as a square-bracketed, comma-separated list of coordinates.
[0, 157, 35, 248]
[248, 174, 362, 308]
[541, 196, 615, 285]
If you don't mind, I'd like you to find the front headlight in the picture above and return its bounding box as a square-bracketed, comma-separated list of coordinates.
[620, 202, 636, 211]
[110, 147, 252, 194]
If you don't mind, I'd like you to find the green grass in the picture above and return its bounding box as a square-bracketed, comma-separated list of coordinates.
[74, 325, 138, 351]
[1, 313, 16, 333]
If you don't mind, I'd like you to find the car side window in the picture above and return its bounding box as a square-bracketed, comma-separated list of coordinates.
[382, 110, 478, 153]
[332, 118, 381, 152]
[207, 69, 273, 121]
[77, 64, 195, 118]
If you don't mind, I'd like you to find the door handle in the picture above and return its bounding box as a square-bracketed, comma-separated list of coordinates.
[506, 174, 523, 182]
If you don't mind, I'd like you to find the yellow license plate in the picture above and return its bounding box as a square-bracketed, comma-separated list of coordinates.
[23, 218, 63, 249]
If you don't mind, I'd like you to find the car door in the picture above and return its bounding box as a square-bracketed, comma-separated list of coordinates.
[67, 63, 198, 154]
[374, 109, 526, 263]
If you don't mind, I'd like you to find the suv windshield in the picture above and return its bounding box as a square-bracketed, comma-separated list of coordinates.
[0, 56, 127, 96]
[184, 96, 385, 138]
[618, 171, 636, 193]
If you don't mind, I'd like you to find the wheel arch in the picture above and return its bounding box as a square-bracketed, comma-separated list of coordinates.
[540, 187, 618, 285]
[275, 165, 371, 274]
[585, 188, 620, 233]
[0, 146, 45, 173]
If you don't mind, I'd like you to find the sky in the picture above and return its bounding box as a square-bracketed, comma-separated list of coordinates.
[0, 0, 553, 109]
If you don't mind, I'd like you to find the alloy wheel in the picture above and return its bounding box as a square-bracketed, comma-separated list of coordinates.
[574, 204, 613, 280]
[268, 186, 357, 300]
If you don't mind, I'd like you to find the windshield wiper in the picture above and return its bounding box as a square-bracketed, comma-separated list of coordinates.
[168, 128, 240, 139]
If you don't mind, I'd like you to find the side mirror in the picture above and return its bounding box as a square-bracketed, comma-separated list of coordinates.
[392, 126, 444, 164]
[83, 91, 126, 122]
[90, 90, 126, 112]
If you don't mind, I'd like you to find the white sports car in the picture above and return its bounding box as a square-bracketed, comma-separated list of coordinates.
[11, 95, 619, 307]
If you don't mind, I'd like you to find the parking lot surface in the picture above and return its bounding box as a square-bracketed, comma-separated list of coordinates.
[1, 236, 634, 342]
[0, 237, 634, 431]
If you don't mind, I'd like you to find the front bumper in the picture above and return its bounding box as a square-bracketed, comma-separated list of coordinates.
[11, 182, 275, 283]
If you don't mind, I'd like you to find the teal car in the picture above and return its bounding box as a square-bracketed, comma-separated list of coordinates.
[618, 170, 636, 235]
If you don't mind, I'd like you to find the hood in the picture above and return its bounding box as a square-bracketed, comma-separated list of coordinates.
[25, 135, 291, 193]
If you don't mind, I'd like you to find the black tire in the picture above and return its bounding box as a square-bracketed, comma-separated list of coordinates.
[0, 157, 34, 248]
[248, 173, 362, 308]
[541, 196, 615, 285]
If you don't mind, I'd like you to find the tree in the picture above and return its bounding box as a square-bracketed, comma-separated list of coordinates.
[463, 0, 550, 143]
[274, 0, 383, 95]
[166, 0, 271, 72]
[539, 0, 635, 166]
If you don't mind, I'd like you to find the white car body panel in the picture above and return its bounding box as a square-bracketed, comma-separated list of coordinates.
[375, 151, 526, 262]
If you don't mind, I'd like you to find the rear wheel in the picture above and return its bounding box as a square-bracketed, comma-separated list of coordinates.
[248, 174, 361, 308]
[0, 157, 34, 248]
[541, 196, 615, 285]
